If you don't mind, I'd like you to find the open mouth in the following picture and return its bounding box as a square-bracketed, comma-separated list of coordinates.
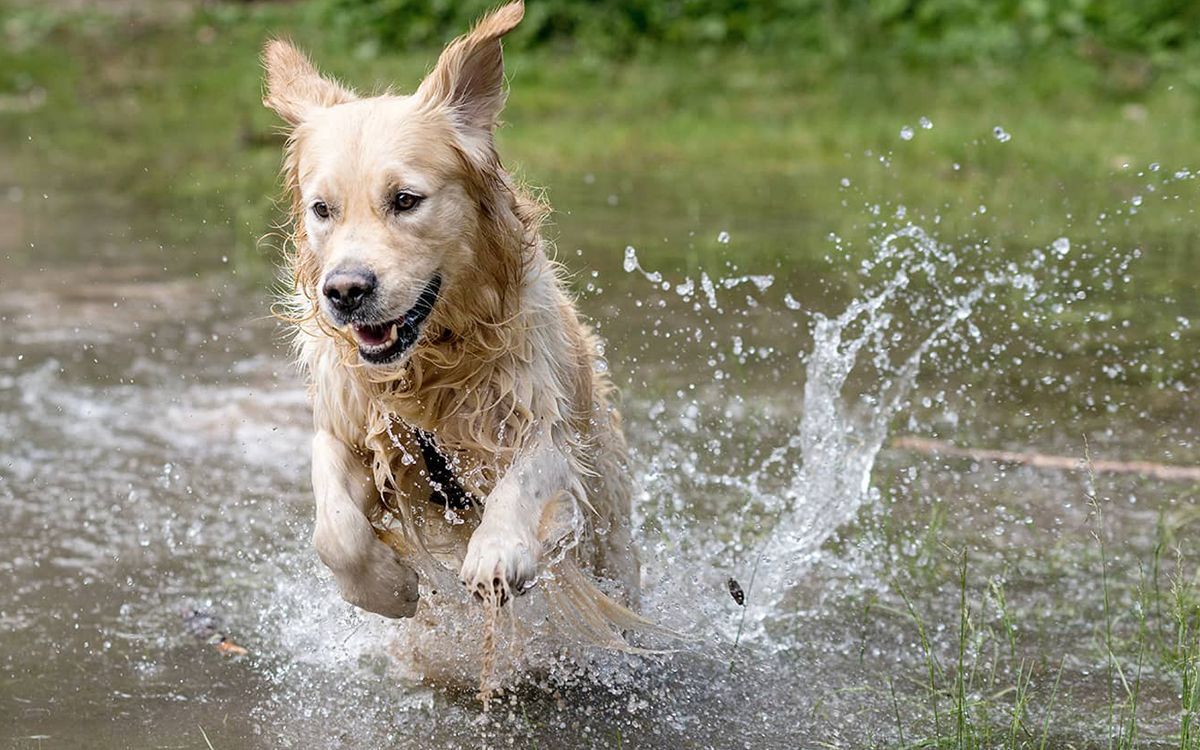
[350, 274, 441, 364]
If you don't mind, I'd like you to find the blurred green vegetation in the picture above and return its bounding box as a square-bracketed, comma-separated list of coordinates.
[0, 0, 1197, 316]
[316, 0, 1200, 65]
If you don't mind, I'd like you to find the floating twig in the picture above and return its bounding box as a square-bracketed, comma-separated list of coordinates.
[893, 436, 1200, 482]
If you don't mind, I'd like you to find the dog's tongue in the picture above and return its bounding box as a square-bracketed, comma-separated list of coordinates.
[353, 322, 394, 348]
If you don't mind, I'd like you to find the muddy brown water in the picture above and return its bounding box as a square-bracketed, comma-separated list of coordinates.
[2, 155, 1199, 747]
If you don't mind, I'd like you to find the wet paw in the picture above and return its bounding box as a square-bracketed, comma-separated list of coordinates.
[336, 541, 421, 619]
[459, 528, 538, 605]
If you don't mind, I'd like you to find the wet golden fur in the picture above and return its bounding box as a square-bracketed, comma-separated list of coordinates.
[263, 1, 649, 657]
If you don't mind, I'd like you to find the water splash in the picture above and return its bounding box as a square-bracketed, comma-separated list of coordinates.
[750, 226, 1025, 621]
[623, 221, 1062, 638]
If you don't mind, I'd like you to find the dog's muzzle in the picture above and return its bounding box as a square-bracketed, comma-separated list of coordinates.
[347, 274, 442, 365]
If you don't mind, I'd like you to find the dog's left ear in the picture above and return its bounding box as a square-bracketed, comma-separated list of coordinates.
[416, 0, 524, 161]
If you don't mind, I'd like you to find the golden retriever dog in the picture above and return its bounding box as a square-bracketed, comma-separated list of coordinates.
[262, 0, 650, 663]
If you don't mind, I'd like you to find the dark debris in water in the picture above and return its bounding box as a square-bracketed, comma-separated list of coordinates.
[727, 577, 745, 606]
[180, 605, 249, 657]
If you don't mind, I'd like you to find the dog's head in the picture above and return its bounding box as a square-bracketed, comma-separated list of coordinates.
[263, 1, 525, 366]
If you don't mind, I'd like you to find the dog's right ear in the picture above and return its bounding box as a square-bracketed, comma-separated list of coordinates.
[262, 39, 356, 127]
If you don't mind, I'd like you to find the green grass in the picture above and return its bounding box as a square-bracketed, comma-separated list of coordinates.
[855, 444, 1200, 748]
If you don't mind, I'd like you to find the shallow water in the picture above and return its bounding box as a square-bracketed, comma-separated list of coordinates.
[3, 135, 1200, 748]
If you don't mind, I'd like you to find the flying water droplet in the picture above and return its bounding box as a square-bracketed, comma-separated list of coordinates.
[993, 126, 1012, 143]
[899, 126, 914, 141]
[623, 245, 662, 283]
[622, 246, 638, 273]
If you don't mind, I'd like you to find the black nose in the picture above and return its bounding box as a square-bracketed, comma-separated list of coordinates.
[322, 268, 376, 314]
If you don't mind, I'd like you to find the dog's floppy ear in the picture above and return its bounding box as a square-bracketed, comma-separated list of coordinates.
[262, 39, 356, 127]
[415, 1, 524, 160]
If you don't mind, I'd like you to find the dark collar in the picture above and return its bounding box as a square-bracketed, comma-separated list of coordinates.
[414, 429, 473, 511]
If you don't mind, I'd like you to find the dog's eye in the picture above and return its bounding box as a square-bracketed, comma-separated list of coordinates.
[392, 191, 423, 213]
[311, 201, 330, 219]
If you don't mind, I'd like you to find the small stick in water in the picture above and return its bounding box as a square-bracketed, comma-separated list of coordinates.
[728, 538, 770, 674]
[893, 435, 1200, 482]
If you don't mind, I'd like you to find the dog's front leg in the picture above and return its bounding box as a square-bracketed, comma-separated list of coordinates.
[311, 430, 420, 618]
[459, 441, 576, 603]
